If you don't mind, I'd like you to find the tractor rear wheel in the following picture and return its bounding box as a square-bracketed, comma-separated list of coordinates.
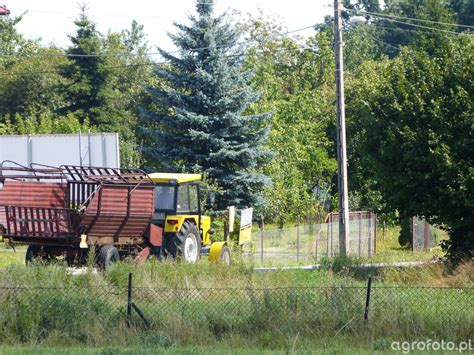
[97, 245, 120, 271]
[174, 221, 201, 263]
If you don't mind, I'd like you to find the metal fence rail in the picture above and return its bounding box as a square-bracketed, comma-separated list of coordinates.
[249, 212, 377, 263]
[0, 275, 472, 343]
[411, 216, 439, 252]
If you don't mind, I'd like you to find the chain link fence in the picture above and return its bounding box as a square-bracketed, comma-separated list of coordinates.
[411, 216, 441, 252]
[248, 212, 377, 264]
[1, 275, 472, 344]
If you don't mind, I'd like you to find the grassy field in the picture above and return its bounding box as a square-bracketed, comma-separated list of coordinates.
[362, 225, 445, 263]
[0, 258, 472, 348]
[0, 226, 469, 289]
[243, 224, 446, 267]
[0, 244, 25, 269]
[0, 227, 471, 352]
[0, 343, 380, 354]
[0, 225, 444, 270]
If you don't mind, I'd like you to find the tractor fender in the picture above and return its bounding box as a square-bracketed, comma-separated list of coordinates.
[208, 241, 227, 263]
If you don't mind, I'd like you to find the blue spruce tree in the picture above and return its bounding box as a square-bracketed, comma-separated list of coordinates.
[141, 0, 271, 208]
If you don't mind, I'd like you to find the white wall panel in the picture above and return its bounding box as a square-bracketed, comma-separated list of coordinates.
[0, 133, 120, 168]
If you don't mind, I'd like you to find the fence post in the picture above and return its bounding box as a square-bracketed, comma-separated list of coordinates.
[364, 276, 372, 322]
[224, 220, 228, 241]
[326, 215, 330, 257]
[296, 220, 300, 263]
[374, 214, 377, 254]
[382, 220, 385, 240]
[127, 271, 150, 328]
[411, 217, 416, 252]
[329, 213, 333, 257]
[127, 272, 132, 325]
[358, 212, 362, 257]
[315, 228, 318, 261]
[260, 216, 264, 264]
[368, 212, 372, 257]
[423, 219, 430, 251]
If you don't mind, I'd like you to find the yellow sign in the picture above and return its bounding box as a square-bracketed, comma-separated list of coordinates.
[239, 226, 252, 245]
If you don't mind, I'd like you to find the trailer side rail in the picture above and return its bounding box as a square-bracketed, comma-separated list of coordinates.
[3, 205, 74, 238]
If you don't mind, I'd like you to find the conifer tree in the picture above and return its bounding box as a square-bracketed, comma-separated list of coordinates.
[61, 5, 105, 124]
[141, 0, 271, 208]
[61, 7, 151, 167]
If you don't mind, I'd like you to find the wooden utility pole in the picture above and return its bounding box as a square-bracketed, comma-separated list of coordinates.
[334, 0, 350, 256]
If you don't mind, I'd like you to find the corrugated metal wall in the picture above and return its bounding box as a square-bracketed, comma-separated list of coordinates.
[0, 180, 67, 228]
[82, 184, 154, 241]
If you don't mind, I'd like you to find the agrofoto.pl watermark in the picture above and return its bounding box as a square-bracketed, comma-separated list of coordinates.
[391, 339, 473, 353]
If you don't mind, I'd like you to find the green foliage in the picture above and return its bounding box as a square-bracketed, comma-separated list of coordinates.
[0, 0, 473, 263]
[0, 13, 28, 68]
[0, 112, 92, 135]
[60, 6, 105, 124]
[398, 217, 412, 248]
[375, 0, 457, 56]
[320, 255, 360, 273]
[0, 18, 71, 125]
[0, 9, 151, 168]
[349, 37, 473, 262]
[141, 0, 271, 208]
[58, 9, 152, 168]
[242, 16, 337, 223]
[449, 0, 474, 27]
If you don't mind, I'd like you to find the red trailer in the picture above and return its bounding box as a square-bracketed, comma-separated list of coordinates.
[0, 161, 162, 269]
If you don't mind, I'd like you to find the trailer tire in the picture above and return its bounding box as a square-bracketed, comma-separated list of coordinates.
[25, 245, 50, 265]
[25, 245, 39, 265]
[219, 245, 232, 265]
[97, 245, 120, 271]
[174, 221, 201, 263]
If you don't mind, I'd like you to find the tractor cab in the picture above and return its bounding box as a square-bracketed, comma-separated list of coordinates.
[148, 172, 222, 263]
[149, 173, 202, 225]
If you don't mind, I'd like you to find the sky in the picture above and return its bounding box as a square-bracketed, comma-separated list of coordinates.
[9, 0, 332, 52]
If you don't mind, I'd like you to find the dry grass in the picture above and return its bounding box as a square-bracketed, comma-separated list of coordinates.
[381, 261, 474, 287]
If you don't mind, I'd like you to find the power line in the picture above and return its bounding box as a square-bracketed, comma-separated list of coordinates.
[0, 43, 320, 77]
[0, 23, 317, 59]
[365, 31, 402, 53]
[373, 23, 468, 38]
[0, 61, 160, 77]
[0, 22, 320, 77]
[345, 9, 473, 36]
[372, 17, 472, 36]
[347, 9, 474, 30]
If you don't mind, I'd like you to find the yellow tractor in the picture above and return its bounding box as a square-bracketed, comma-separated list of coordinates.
[148, 172, 231, 264]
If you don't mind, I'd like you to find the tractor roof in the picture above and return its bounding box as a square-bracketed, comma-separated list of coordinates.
[148, 172, 202, 184]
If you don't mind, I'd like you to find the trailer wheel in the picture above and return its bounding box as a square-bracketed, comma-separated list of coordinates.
[174, 221, 201, 263]
[25, 245, 50, 265]
[97, 245, 120, 271]
[219, 245, 232, 265]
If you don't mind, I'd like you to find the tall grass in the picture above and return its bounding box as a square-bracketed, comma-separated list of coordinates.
[0, 260, 474, 349]
[0, 261, 472, 349]
[0, 283, 472, 347]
